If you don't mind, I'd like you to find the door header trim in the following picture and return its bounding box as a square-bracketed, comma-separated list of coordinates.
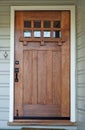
[11, 5, 75, 11]
[9, 5, 76, 123]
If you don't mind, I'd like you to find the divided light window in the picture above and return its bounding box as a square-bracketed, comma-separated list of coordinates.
[23, 20, 61, 38]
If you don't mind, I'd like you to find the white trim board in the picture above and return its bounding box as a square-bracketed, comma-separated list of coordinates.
[9, 6, 76, 123]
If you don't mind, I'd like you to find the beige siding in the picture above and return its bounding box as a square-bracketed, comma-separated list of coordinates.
[0, 0, 77, 6]
[77, 0, 85, 130]
[0, 4, 10, 124]
[0, 0, 77, 129]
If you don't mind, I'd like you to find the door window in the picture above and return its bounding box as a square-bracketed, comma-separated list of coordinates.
[23, 20, 61, 39]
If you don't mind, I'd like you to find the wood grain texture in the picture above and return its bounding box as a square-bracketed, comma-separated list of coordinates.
[46, 51, 53, 104]
[23, 11, 61, 20]
[53, 51, 61, 105]
[22, 128, 65, 130]
[23, 51, 33, 104]
[61, 11, 70, 30]
[61, 12, 70, 117]
[32, 51, 38, 104]
[23, 105, 60, 117]
[14, 11, 70, 119]
[9, 120, 77, 126]
[38, 51, 47, 104]
[14, 11, 24, 116]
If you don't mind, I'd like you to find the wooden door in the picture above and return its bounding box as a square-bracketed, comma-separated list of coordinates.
[14, 11, 70, 120]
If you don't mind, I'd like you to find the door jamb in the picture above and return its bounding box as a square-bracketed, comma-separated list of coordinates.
[9, 5, 76, 122]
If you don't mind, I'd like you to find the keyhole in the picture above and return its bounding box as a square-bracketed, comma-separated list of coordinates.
[16, 109, 19, 117]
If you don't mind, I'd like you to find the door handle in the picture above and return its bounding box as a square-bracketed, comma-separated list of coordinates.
[15, 68, 19, 82]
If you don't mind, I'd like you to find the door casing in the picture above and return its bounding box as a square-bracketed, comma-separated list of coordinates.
[9, 5, 76, 122]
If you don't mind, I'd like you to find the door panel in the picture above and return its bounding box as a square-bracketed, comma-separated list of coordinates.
[24, 51, 33, 104]
[23, 105, 60, 117]
[23, 49, 61, 117]
[53, 51, 61, 105]
[38, 51, 47, 104]
[32, 51, 38, 104]
[46, 51, 53, 104]
[14, 11, 70, 120]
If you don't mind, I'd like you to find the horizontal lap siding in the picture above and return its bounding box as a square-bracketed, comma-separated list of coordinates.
[0, 52, 10, 121]
[0, 0, 77, 129]
[0, 0, 77, 6]
[0, 4, 11, 129]
[77, 0, 85, 130]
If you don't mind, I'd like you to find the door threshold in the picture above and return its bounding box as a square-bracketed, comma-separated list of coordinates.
[8, 120, 77, 126]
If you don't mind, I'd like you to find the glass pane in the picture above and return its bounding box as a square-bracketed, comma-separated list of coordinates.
[24, 31, 31, 37]
[44, 31, 51, 38]
[34, 31, 41, 37]
[44, 21, 51, 28]
[54, 21, 60, 28]
[24, 21, 31, 28]
[34, 21, 41, 28]
[53, 31, 61, 38]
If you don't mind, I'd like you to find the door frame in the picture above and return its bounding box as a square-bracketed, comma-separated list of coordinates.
[9, 5, 76, 122]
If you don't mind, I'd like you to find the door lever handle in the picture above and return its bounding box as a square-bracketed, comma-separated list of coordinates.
[15, 68, 19, 82]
